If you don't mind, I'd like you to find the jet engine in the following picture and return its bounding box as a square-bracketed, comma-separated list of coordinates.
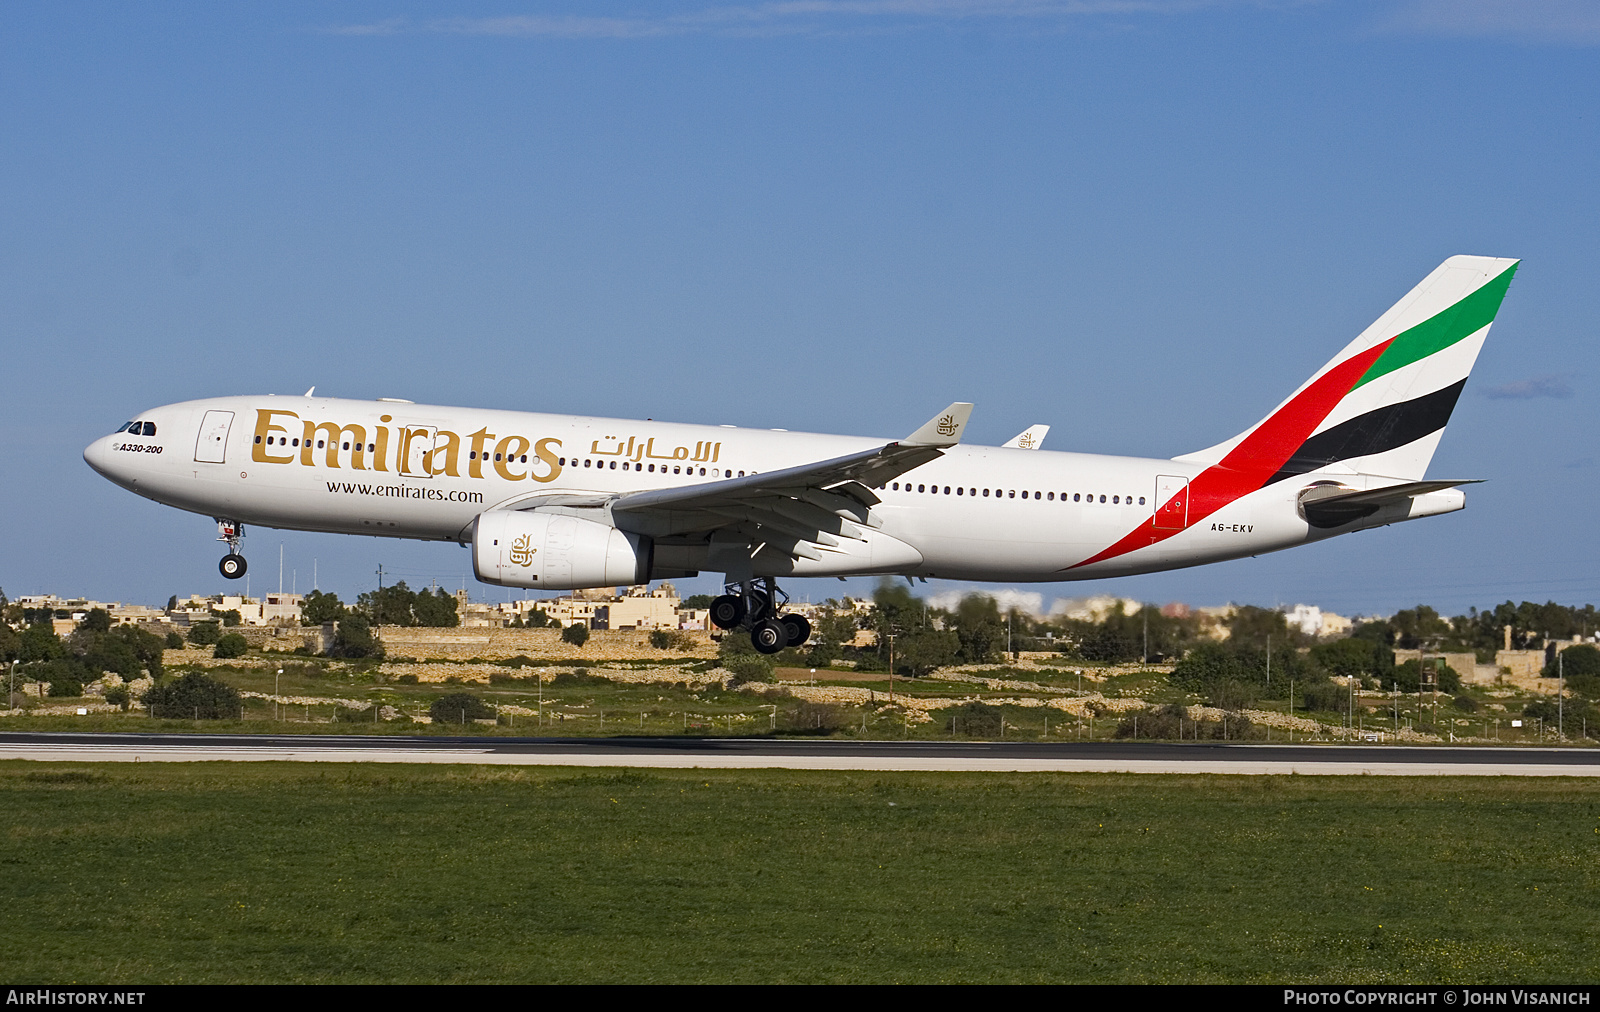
[472, 510, 651, 590]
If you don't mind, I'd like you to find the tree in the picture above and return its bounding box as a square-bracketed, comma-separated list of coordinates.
[950, 595, 1006, 663]
[300, 589, 346, 626]
[1390, 658, 1460, 694]
[213, 633, 248, 659]
[143, 672, 242, 719]
[0, 623, 19, 663]
[896, 629, 961, 676]
[212, 608, 242, 627]
[561, 623, 590, 647]
[682, 595, 715, 609]
[1546, 645, 1600, 697]
[332, 613, 384, 659]
[1310, 637, 1393, 680]
[411, 587, 460, 627]
[1226, 605, 1294, 649]
[430, 692, 495, 724]
[164, 632, 184, 649]
[165, 595, 178, 612]
[20, 622, 64, 662]
[81, 608, 112, 633]
[187, 621, 222, 646]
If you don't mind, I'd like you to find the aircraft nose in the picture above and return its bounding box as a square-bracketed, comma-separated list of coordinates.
[83, 435, 115, 478]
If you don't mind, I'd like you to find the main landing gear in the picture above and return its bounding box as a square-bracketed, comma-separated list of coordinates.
[216, 519, 247, 580]
[710, 577, 811, 655]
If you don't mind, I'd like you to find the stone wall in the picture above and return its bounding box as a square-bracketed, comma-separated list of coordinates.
[236, 624, 335, 654]
[375, 626, 719, 661]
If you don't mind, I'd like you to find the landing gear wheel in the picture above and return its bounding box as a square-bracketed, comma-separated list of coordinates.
[710, 594, 745, 630]
[751, 618, 788, 655]
[219, 554, 247, 580]
[779, 614, 811, 648]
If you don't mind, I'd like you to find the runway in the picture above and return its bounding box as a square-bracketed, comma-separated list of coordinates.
[1, 731, 1598, 775]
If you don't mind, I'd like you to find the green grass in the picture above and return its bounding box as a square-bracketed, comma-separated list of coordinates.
[1, 764, 1597, 983]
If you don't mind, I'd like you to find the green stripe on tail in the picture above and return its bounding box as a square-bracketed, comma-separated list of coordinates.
[1352, 262, 1518, 390]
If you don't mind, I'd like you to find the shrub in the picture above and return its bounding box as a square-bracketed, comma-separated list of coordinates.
[213, 633, 248, 659]
[649, 629, 697, 651]
[946, 702, 1002, 738]
[1452, 694, 1479, 713]
[187, 622, 222, 646]
[395, 673, 419, 684]
[779, 701, 846, 734]
[561, 623, 590, 647]
[46, 673, 84, 697]
[1296, 678, 1351, 714]
[429, 692, 495, 725]
[723, 653, 774, 685]
[164, 632, 184, 649]
[104, 684, 131, 710]
[550, 670, 611, 687]
[143, 672, 243, 719]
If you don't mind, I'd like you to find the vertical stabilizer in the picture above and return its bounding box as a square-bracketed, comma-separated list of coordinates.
[1176, 255, 1518, 483]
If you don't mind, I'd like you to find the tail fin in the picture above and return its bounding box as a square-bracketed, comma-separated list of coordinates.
[1176, 255, 1518, 484]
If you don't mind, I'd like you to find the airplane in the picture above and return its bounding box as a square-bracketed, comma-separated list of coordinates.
[85, 255, 1517, 654]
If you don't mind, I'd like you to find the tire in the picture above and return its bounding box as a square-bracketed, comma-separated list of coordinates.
[710, 594, 745, 630]
[751, 618, 788, 655]
[219, 554, 247, 580]
[780, 614, 811, 648]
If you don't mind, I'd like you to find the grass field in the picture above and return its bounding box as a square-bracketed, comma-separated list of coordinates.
[2, 763, 1597, 983]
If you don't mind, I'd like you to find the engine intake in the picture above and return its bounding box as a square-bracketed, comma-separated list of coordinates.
[472, 510, 651, 590]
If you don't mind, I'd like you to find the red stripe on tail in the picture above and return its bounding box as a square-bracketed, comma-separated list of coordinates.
[1067, 338, 1394, 571]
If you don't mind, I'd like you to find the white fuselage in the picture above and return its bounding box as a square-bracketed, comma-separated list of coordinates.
[84, 394, 1461, 585]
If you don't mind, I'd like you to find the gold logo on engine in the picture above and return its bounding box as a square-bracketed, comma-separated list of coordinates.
[509, 534, 537, 567]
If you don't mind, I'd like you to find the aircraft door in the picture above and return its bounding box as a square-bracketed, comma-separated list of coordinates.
[400, 426, 438, 478]
[1154, 475, 1189, 530]
[194, 410, 234, 463]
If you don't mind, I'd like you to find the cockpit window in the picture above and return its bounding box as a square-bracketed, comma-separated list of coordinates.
[141, 421, 156, 436]
[115, 422, 135, 433]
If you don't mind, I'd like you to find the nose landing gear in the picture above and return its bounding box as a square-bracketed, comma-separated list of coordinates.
[710, 577, 811, 655]
[216, 519, 247, 580]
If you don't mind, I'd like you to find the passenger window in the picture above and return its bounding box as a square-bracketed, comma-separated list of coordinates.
[584, 459, 592, 467]
[255, 435, 262, 444]
[674, 467, 681, 474]
[1113, 495, 1119, 504]
[521, 455, 528, 463]
[1138, 496, 1146, 505]
[343, 442, 350, 451]
[738, 470, 745, 477]
[1099, 495, 1106, 503]
[956, 487, 963, 495]
[917, 484, 925, 493]
[317, 440, 325, 448]
[982, 489, 989, 497]
[892, 482, 898, 490]
[698, 468, 706, 476]
[610, 461, 617, 469]
[1047, 492, 1054, 500]
[1008, 490, 1015, 498]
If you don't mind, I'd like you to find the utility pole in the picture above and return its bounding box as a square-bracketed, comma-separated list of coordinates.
[887, 633, 895, 705]
[1142, 607, 1148, 665]
[279, 543, 284, 595]
[374, 564, 385, 622]
[1265, 633, 1271, 690]
[1559, 649, 1565, 740]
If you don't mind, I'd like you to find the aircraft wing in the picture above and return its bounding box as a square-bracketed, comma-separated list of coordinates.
[600, 402, 973, 561]
[1002, 424, 1049, 450]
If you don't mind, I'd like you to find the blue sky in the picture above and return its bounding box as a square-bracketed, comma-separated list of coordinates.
[2, 1, 1597, 618]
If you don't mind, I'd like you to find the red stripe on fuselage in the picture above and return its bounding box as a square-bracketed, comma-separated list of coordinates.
[1067, 338, 1394, 571]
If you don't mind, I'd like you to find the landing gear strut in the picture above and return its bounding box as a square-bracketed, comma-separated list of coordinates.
[216, 519, 247, 580]
[710, 577, 810, 655]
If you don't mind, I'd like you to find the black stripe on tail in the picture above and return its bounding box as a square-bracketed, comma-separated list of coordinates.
[1263, 379, 1467, 487]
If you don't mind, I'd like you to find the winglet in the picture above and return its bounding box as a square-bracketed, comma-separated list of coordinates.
[1002, 424, 1049, 450]
[902, 403, 974, 447]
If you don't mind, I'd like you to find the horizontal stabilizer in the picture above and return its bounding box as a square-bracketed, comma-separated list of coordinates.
[903, 402, 974, 447]
[1299, 479, 1481, 528]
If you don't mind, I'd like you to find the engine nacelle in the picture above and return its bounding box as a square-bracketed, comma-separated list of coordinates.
[472, 510, 651, 590]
